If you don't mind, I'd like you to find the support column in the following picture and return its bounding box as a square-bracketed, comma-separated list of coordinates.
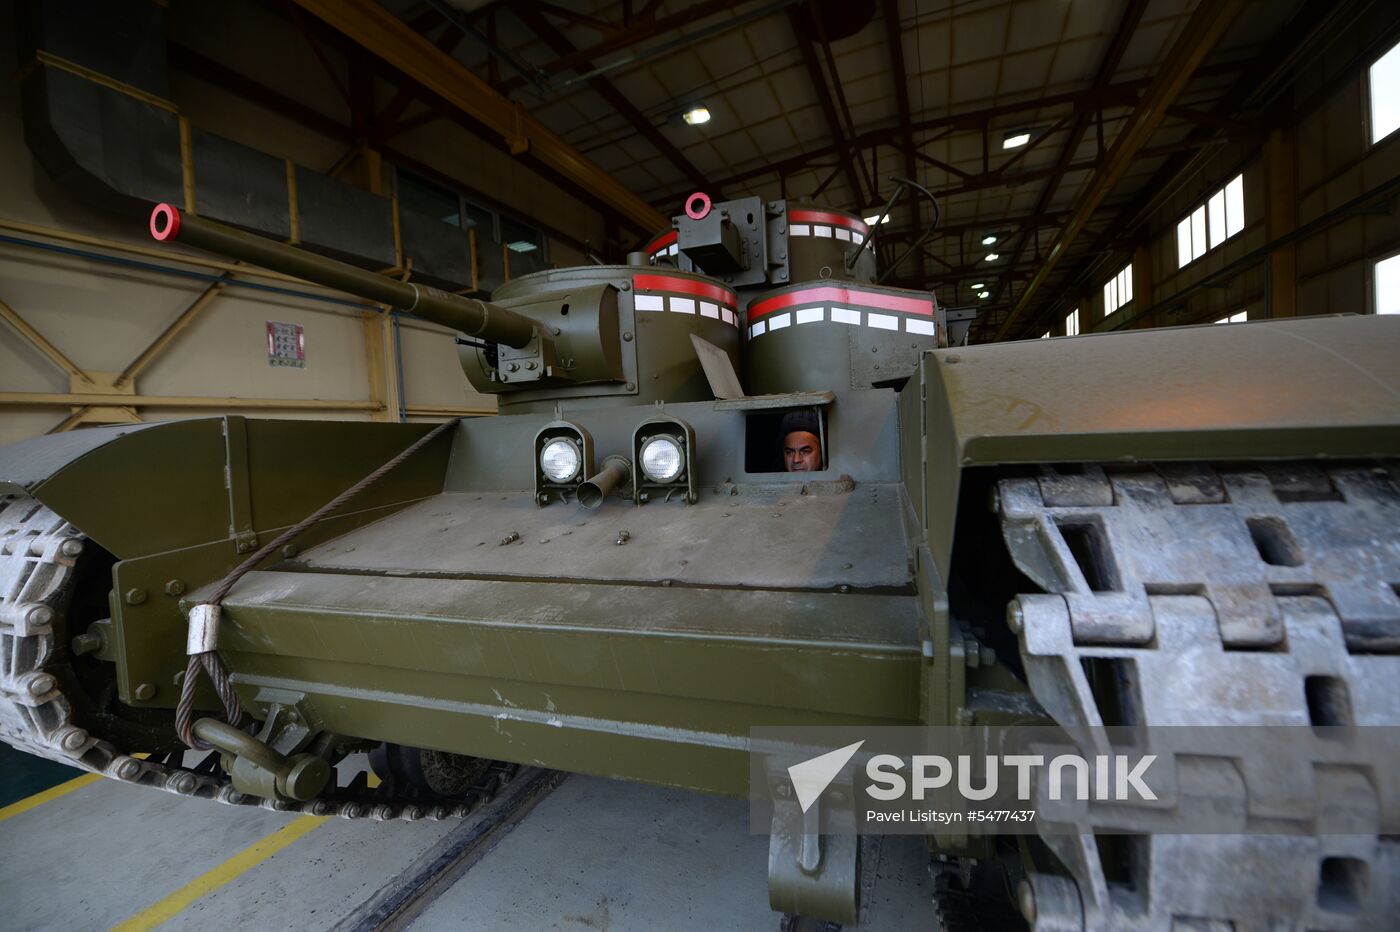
[1265, 127, 1298, 317]
[1132, 242, 1155, 329]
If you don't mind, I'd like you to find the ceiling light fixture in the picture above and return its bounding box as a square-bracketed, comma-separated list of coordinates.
[682, 105, 711, 126]
[970, 282, 984, 290]
[985, 252, 1000, 262]
[1002, 130, 1031, 149]
[980, 234, 998, 246]
[862, 213, 891, 225]
[978, 291, 991, 299]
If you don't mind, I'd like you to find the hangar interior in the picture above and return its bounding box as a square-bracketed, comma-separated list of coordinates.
[2, 0, 1399, 929]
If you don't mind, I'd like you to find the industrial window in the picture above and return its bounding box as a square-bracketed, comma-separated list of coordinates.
[501, 217, 542, 254]
[1215, 311, 1247, 324]
[1370, 40, 1400, 144]
[1176, 174, 1244, 267]
[1066, 307, 1080, 335]
[1103, 265, 1132, 316]
[1377, 253, 1400, 314]
[396, 171, 461, 226]
[1040, 331, 1050, 339]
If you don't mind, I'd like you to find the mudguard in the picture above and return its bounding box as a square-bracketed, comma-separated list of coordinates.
[909, 314, 1400, 580]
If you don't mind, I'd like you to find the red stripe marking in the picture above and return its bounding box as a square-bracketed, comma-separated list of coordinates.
[633, 273, 737, 307]
[646, 230, 678, 253]
[789, 210, 869, 235]
[749, 286, 933, 320]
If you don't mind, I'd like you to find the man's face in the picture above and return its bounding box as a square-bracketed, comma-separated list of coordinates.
[784, 430, 822, 472]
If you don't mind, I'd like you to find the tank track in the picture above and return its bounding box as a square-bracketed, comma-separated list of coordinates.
[996, 460, 1400, 930]
[0, 493, 514, 822]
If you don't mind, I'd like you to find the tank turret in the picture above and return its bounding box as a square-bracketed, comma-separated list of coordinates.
[148, 204, 740, 414]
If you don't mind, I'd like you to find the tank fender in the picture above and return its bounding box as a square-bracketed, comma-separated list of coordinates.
[907, 315, 1400, 580]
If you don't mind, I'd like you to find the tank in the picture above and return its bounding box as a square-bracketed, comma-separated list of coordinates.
[3, 191, 1400, 931]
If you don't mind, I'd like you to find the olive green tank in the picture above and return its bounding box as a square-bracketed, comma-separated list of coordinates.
[2, 191, 1399, 931]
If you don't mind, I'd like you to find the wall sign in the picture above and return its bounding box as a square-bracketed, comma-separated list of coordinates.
[266, 321, 305, 368]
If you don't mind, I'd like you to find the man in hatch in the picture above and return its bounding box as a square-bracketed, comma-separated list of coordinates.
[781, 410, 824, 472]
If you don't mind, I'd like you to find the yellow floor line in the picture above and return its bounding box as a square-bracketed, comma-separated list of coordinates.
[0, 752, 147, 823]
[0, 773, 101, 822]
[110, 815, 327, 931]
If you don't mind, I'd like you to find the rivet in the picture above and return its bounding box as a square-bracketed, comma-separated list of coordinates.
[623, 331, 633, 342]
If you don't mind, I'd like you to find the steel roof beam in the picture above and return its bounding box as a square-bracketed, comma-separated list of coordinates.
[650, 62, 1244, 206]
[513, 5, 717, 199]
[990, 0, 1245, 342]
[787, 7, 869, 208]
[498, 0, 746, 91]
[1022, 0, 1346, 338]
[881, 0, 922, 284]
[981, 0, 1147, 339]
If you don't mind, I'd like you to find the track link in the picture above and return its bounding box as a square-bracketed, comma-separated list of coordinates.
[0, 493, 514, 821]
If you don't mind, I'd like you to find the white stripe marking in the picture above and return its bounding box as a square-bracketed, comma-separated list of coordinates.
[670, 297, 696, 314]
[750, 320, 766, 338]
[868, 313, 899, 331]
[635, 294, 665, 312]
[699, 301, 719, 319]
[796, 307, 824, 324]
[906, 319, 935, 336]
[813, 226, 833, 238]
[768, 312, 792, 330]
[831, 307, 861, 325]
[791, 224, 810, 236]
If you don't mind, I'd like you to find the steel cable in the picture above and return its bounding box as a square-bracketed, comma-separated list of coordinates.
[176, 417, 462, 748]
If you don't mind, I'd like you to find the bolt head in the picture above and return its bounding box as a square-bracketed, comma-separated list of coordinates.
[25, 604, 54, 628]
[134, 682, 156, 701]
[60, 727, 88, 751]
[1018, 879, 1037, 923]
[60, 538, 84, 557]
[168, 772, 197, 794]
[281, 544, 299, 559]
[125, 588, 147, 605]
[1006, 600, 1025, 634]
[164, 579, 186, 597]
[114, 758, 142, 780]
[28, 673, 56, 696]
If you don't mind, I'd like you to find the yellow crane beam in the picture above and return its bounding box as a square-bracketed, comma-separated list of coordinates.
[292, 0, 670, 234]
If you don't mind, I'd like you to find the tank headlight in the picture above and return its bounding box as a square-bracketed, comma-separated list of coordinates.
[639, 436, 684, 483]
[540, 438, 583, 483]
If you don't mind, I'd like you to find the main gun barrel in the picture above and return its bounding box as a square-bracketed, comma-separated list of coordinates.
[149, 203, 537, 348]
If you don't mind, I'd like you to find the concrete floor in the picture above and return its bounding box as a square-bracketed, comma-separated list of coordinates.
[0, 762, 935, 931]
